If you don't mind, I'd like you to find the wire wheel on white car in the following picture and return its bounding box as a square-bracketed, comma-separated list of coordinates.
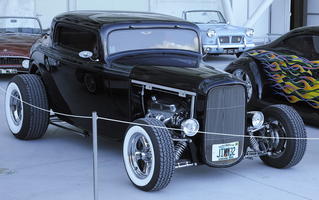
[123, 118, 175, 191]
[5, 75, 49, 140]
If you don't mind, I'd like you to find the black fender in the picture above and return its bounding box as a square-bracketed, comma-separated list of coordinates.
[225, 56, 264, 100]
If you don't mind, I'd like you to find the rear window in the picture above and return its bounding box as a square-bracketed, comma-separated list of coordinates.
[56, 25, 97, 52]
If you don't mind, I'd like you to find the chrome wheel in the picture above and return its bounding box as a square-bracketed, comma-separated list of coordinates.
[267, 118, 287, 158]
[233, 69, 253, 101]
[9, 89, 23, 126]
[128, 132, 153, 179]
[5, 82, 24, 134]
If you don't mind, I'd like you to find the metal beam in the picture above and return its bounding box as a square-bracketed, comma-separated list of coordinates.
[244, 0, 275, 28]
[221, 0, 234, 24]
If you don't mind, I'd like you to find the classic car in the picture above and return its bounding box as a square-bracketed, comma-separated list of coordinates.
[5, 11, 306, 191]
[225, 26, 319, 124]
[182, 10, 255, 57]
[0, 16, 43, 74]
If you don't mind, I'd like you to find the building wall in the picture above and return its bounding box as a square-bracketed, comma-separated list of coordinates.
[0, 0, 291, 37]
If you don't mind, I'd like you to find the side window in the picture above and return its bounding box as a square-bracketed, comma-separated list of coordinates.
[281, 35, 319, 60]
[55, 25, 97, 53]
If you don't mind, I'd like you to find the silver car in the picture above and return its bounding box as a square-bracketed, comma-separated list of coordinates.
[183, 10, 255, 56]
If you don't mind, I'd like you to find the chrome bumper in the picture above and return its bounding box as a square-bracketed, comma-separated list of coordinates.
[0, 68, 18, 74]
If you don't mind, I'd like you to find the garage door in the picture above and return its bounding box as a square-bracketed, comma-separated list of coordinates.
[307, 0, 319, 25]
[35, 0, 68, 29]
[76, 0, 149, 11]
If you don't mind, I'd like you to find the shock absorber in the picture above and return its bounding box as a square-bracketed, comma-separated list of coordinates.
[249, 135, 260, 152]
[174, 141, 187, 161]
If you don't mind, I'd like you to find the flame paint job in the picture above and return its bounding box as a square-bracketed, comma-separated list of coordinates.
[248, 50, 319, 109]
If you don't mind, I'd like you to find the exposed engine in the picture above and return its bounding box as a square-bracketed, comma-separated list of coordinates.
[145, 95, 187, 128]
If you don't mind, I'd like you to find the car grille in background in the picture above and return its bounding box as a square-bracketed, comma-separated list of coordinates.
[219, 36, 243, 44]
[219, 36, 230, 44]
[203, 85, 246, 167]
[0, 57, 24, 66]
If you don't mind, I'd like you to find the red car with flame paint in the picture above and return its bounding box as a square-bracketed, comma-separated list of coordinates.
[0, 16, 42, 74]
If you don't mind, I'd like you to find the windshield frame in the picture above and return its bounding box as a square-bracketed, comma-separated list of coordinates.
[0, 16, 43, 35]
[103, 25, 201, 58]
[184, 10, 226, 24]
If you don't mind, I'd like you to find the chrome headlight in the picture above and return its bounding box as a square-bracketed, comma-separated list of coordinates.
[207, 29, 216, 37]
[181, 118, 199, 137]
[245, 28, 254, 37]
[251, 111, 264, 129]
[22, 60, 30, 69]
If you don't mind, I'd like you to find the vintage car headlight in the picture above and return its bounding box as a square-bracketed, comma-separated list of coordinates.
[181, 118, 199, 137]
[246, 28, 254, 37]
[251, 111, 264, 129]
[22, 60, 30, 69]
[207, 29, 216, 37]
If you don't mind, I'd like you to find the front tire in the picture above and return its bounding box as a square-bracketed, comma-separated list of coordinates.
[260, 105, 307, 168]
[123, 118, 175, 191]
[5, 75, 49, 140]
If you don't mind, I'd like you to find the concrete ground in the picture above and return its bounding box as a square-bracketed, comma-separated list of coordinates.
[0, 55, 318, 200]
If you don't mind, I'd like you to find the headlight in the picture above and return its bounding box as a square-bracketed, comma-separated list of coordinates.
[181, 118, 199, 137]
[251, 111, 264, 129]
[246, 28, 254, 37]
[22, 60, 30, 69]
[207, 29, 216, 37]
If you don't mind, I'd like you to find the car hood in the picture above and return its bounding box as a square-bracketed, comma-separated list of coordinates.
[130, 62, 244, 95]
[0, 33, 40, 57]
[197, 23, 247, 35]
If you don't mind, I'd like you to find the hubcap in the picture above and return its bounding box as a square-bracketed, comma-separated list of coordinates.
[233, 69, 253, 102]
[128, 132, 153, 179]
[267, 118, 287, 158]
[9, 89, 23, 126]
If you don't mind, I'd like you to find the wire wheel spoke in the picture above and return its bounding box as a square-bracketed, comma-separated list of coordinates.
[233, 69, 252, 101]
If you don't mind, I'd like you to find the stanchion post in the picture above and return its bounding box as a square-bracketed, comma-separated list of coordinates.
[92, 112, 98, 200]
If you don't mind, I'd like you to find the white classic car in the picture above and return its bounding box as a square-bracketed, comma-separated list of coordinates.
[183, 10, 255, 57]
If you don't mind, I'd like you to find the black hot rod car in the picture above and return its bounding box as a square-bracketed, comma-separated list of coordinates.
[225, 26, 319, 124]
[5, 11, 306, 191]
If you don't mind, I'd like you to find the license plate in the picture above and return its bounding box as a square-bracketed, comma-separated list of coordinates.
[224, 49, 238, 54]
[212, 141, 239, 161]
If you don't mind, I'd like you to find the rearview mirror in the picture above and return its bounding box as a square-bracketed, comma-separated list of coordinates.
[79, 51, 93, 59]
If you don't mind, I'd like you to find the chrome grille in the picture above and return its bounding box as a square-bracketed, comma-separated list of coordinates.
[218, 36, 230, 44]
[0, 57, 24, 66]
[231, 36, 243, 43]
[203, 85, 246, 166]
[219, 36, 243, 44]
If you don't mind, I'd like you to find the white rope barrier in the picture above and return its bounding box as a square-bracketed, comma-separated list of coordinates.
[1, 85, 318, 140]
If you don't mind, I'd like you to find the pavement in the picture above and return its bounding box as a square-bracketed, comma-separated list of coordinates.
[0, 55, 318, 200]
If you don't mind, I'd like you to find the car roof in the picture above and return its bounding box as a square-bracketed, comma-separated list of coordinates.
[53, 10, 190, 29]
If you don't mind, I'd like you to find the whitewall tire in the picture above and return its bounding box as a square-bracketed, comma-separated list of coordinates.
[123, 118, 175, 191]
[5, 75, 49, 140]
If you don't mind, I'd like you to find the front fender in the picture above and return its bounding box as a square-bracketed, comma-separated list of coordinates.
[225, 56, 264, 100]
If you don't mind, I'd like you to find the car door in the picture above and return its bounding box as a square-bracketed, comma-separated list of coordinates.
[43, 23, 113, 133]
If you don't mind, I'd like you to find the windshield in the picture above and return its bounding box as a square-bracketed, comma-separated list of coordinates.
[108, 28, 200, 55]
[0, 17, 42, 34]
[185, 11, 226, 24]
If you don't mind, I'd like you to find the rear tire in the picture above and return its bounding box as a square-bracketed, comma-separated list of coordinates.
[5, 74, 49, 140]
[260, 105, 307, 168]
[231, 67, 257, 108]
[123, 118, 175, 191]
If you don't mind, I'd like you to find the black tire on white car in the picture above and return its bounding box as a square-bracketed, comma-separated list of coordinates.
[260, 105, 307, 168]
[123, 118, 175, 191]
[5, 75, 49, 140]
